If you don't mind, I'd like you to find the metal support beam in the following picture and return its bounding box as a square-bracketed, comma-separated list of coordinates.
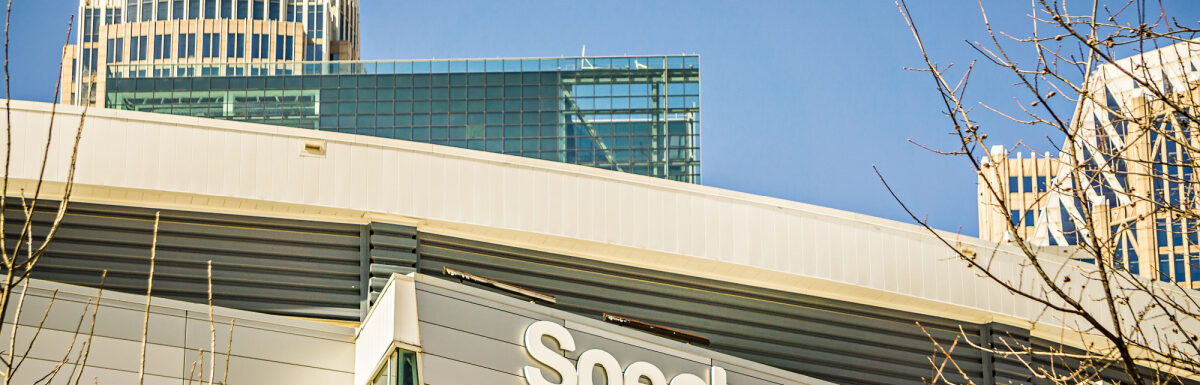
[561, 89, 623, 172]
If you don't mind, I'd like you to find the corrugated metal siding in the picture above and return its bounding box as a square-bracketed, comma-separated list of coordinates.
[6, 199, 1191, 385]
[2, 201, 364, 320]
[366, 221, 418, 306]
[1018, 328, 1184, 385]
[412, 233, 985, 385]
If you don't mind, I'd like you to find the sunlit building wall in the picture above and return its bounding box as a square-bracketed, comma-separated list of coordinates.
[978, 148, 1062, 245]
[103, 56, 702, 182]
[63, 0, 359, 106]
[978, 41, 1200, 287]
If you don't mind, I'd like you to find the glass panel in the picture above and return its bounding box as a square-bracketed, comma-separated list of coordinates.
[102, 56, 701, 183]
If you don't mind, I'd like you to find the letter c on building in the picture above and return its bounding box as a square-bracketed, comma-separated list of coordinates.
[577, 349, 622, 385]
[622, 361, 667, 385]
[667, 373, 706, 385]
[524, 321, 579, 385]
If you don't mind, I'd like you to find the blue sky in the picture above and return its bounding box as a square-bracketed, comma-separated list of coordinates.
[6, 1, 1199, 235]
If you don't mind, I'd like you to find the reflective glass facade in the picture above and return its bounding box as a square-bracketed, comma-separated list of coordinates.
[370, 348, 419, 385]
[105, 56, 701, 182]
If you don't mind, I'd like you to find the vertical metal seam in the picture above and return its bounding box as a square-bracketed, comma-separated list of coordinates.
[981, 322, 994, 385]
[359, 223, 371, 321]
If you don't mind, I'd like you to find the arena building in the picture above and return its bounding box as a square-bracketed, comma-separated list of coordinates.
[4, 101, 1198, 384]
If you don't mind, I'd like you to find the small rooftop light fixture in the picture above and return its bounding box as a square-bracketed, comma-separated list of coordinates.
[301, 140, 326, 156]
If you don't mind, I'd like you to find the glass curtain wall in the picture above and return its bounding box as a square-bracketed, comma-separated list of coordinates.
[105, 56, 701, 182]
[370, 348, 419, 385]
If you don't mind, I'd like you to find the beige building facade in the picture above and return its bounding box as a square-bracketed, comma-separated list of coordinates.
[978, 41, 1200, 288]
[63, 0, 359, 106]
[978, 147, 1062, 244]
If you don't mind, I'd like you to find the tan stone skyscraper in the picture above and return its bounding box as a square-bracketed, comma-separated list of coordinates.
[979, 41, 1200, 287]
[977, 147, 1062, 245]
[62, 0, 359, 106]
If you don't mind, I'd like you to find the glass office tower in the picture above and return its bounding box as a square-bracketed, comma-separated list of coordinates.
[104, 56, 700, 182]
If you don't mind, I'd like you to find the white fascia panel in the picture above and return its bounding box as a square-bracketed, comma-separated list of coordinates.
[355, 273, 420, 385]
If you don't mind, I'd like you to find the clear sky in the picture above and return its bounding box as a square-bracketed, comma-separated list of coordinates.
[4, 1, 1199, 235]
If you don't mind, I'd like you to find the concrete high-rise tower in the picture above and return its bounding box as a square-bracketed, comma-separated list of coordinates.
[62, 0, 359, 106]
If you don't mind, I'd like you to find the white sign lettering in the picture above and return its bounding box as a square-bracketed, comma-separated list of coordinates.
[522, 320, 728, 385]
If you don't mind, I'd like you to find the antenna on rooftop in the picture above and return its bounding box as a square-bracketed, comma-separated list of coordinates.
[581, 45, 594, 69]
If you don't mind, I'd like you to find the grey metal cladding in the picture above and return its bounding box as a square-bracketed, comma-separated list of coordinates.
[421, 353, 526, 385]
[413, 287, 542, 384]
[413, 279, 719, 385]
[2, 201, 364, 320]
[412, 233, 983, 385]
[367, 221, 418, 306]
[8, 200, 1191, 385]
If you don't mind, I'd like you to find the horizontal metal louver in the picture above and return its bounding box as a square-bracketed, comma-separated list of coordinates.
[3, 200, 364, 320]
[366, 221, 418, 306]
[5, 199, 1189, 384]
[413, 233, 983, 385]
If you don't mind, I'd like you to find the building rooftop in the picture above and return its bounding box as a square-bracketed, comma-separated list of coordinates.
[7, 100, 1199, 362]
[107, 55, 701, 78]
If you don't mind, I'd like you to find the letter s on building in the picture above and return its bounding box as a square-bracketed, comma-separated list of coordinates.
[524, 320, 579, 385]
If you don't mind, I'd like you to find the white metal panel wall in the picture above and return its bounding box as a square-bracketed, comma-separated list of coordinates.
[409, 274, 833, 385]
[5, 101, 1198, 347]
[2, 278, 356, 385]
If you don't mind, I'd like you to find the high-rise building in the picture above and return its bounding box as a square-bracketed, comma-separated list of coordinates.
[978, 41, 1200, 287]
[102, 56, 703, 182]
[64, 0, 359, 106]
[978, 147, 1062, 244]
[69, 1, 701, 182]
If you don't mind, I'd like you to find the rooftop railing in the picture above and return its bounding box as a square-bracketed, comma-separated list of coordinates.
[106, 55, 700, 78]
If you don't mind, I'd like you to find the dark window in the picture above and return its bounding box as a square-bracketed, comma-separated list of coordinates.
[188, 0, 200, 19]
[305, 43, 322, 61]
[221, 0, 232, 18]
[268, 0, 279, 20]
[1191, 254, 1200, 283]
[202, 33, 220, 58]
[131, 36, 148, 61]
[153, 34, 172, 59]
[156, 0, 168, 20]
[250, 34, 270, 58]
[226, 33, 244, 58]
[1157, 218, 1170, 247]
[307, 5, 323, 38]
[172, 0, 184, 19]
[1156, 253, 1166, 280]
[141, 0, 153, 21]
[1007, 176, 1019, 193]
[237, 0, 248, 19]
[106, 7, 122, 24]
[178, 33, 196, 58]
[82, 48, 97, 72]
[1036, 176, 1047, 192]
[274, 35, 293, 60]
[204, 0, 217, 18]
[106, 38, 124, 63]
[252, 0, 264, 19]
[82, 9, 98, 42]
